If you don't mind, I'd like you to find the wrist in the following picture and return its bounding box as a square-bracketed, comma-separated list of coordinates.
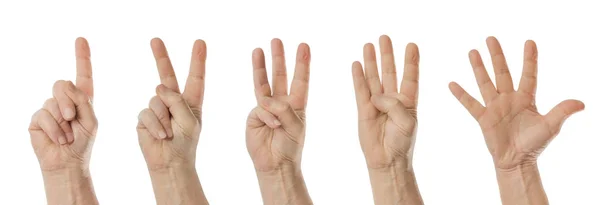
[148, 165, 208, 205]
[256, 163, 312, 205]
[495, 163, 548, 205]
[367, 161, 423, 205]
[41, 167, 98, 205]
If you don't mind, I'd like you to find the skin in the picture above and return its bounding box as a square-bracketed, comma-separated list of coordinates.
[352, 35, 424, 205]
[28, 37, 99, 205]
[136, 38, 209, 205]
[449, 37, 585, 205]
[246, 38, 313, 205]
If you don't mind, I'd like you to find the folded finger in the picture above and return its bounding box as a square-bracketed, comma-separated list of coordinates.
[43, 98, 74, 143]
[138, 108, 168, 139]
[149, 96, 173, 138]
[32, 109, 67, 145]
[53, 80, 76, 121]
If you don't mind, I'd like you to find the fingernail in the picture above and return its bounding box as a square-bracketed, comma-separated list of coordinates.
[58, 137, 67, 145]
[158, 84, 168, 92]
[66, 133, 74, 143]
[159, 131, 167, 139]
[63, 108, 75, 119]
[274, 120, 281, 126]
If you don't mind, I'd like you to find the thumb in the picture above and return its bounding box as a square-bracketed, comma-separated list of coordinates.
[156, 84, 199, 136]
[544, 99, 585, 134]
[371, 95, 414, 124]
[258, 97, 304, 137]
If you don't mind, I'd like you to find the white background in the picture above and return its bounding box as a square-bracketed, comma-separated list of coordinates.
[0, 0, 598, 204]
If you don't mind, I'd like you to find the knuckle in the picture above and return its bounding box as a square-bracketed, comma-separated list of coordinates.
[31, 109, 43, 121]
[43, 98, 56, 108]
[52, 80, 67, 93]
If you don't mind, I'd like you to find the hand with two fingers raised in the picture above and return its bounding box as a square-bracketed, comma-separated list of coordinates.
[136, 38, 209, 205]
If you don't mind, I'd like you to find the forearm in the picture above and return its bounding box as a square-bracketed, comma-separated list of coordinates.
[256, 164, 312, 205]
[42, 168, 98, 205]
[368, 162, 423, 205]
[149, 165, 208, 205]
[496, 163, 548, 205]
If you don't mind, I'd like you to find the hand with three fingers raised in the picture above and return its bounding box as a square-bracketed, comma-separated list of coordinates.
[246, 39, 313, 205]
[28, 38, 99, 205]
[136, 38, 209, 205]
[351, 35, 424, 205]
[449, 37, 585, 205]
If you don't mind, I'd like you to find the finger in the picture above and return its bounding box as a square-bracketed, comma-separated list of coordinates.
[379, 35, 398, 94]
[258, 107, 282, 128]
[75, 37, 94, 100]
[258, 97, 303, 137]
[449, 82, 485, 120]
[53, 80, 76, 121]
[400, 43, 420, 107]
[518, 40, 538, 98]
[486, 36, 514, 93]
[183, 40, 207, 117]
[271, 38, 288, 96]
[352, 61, 370, 106]
[53, 80, 97, 130]
[469, 50, 498, 104]
[43, 98, 74, 143]
[156, 84, 198, 135]
[545, 100, 585, 133]
[289, 43, 311, 110]
[32, 109, 67, 145]
[363, 43, 382, 95]
[253, 48, 271, 100]
[138, 108, 168, 139]
[149, 96, 173, 138]
[151, 38, 180, 92]
[370, 95, 413, 125]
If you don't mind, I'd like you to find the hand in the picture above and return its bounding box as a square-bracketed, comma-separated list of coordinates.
[29, 37, 97, 173]
[28, 37, 98, 205]
[352, 35, 420, 169]
[246, 39, 311, 172]
[137, 38, 206, 171]
[449, 37, 585, 170]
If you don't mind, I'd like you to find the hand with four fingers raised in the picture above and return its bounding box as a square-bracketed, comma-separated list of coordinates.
[28, 38, 99, 205]
[449, 37, 585, 205]
[136, 38, 209, 205]
[352, 35, 424, 205]
[246, 39, 313, 205]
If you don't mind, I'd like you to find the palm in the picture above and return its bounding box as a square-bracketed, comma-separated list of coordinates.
[139, 117, 200, 169]
[450, 37, 584, 170]
[246, 96, 305, 171]
[246, 39, 311, 171]
[359, 95, 416, 168]
[352, 36, 420, 169]
[31, 119, 96, 171]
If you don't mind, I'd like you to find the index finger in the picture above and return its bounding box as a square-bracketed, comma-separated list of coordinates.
[289, 43, 311, 110]
[399, 43, 420, 108]
[75, 37, 93, 99]
[252, 48, 271, 100]
[151, 38, 180, 92]
[183, 40, 207, 110]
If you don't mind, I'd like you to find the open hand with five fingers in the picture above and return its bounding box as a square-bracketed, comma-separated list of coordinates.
[352, 35, 424, 205]
[136, 38, 209, 204]
[28, 38, 99, 205]
[449, 37, 585, 204]
[246, 39, 313, 205]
